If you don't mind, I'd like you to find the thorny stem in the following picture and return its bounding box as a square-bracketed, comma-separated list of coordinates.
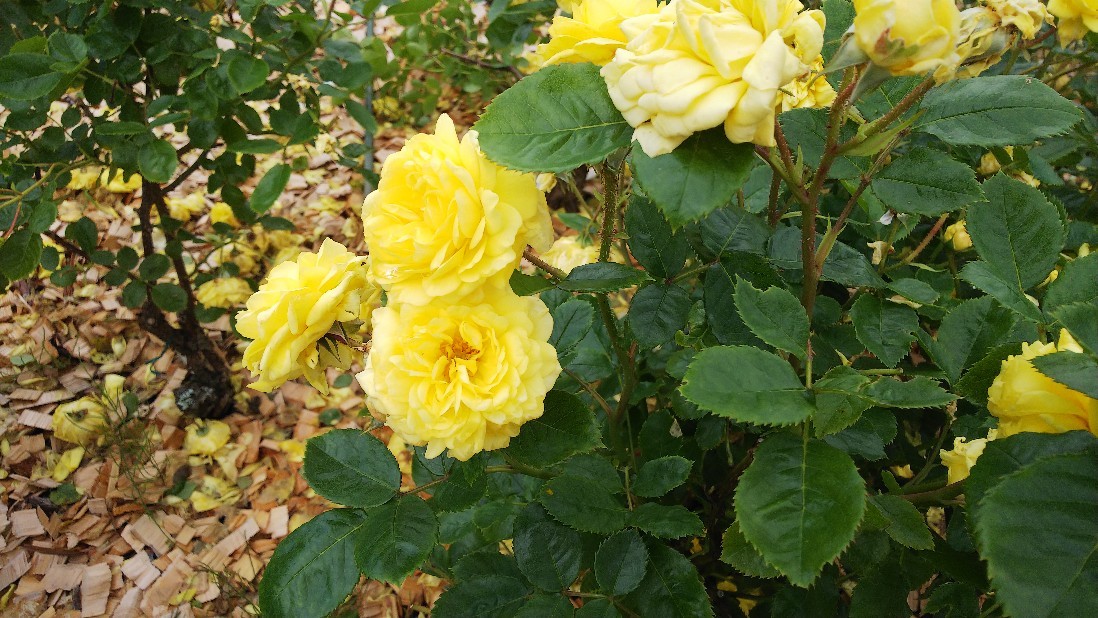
[886, 213, 950, 271]
[845, 76, 935, 151]
[523, 246, 567, 281]
[563, 367, 614, 418]
[900, 480, 965, 505]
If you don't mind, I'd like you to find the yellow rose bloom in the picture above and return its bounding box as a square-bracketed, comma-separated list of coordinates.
[987, 0, 1053, 38]
[363, 114, 553, 305]
[1048, 0, 1098, 43]
[165, 192, 207, 222]
[780, 57, 837, 112]
[236, 239, 377, 393]
[209, 201, 239, 227]
[184, 420, 232, 456]
[852, 0, 961, 77]
[955, 7, 1010, 78]
[100, 169, 142, 193]
[196, 277, 253, 309]
[601, 0, 826, 156]
[530, 0, 660, 67]
[943, 220, 973, 251]
[940, 429, 997, 484]
[357, 287, 562, 461]
[542, 235, 601, 274]
[988, 331, 1098, 438]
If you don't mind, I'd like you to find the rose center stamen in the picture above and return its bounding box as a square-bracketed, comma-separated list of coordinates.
[441, 339, 479, 361]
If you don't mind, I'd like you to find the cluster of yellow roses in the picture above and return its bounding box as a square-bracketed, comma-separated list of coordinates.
[529, 0, 1093, 159]
[237, 115, 562, 461]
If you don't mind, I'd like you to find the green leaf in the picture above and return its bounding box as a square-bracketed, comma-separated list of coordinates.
[720, 522, 781, 578]
[250, 163, 291, 213]
[823, 408, 897, 461]
[595, 529, 649, 595]
[922, 297, 1020, 383]
[511, 271, 554, 296]
[779, 108, 866, 179]
[0, 53, 63, 100]
[576, 598, 621, 618]
[626, 194, 692, 278]
[849, 295, 919, 368]
[768, 227, 884, 288]
[866, 495, 934, 550]
[121, 282, 147, 308]
[967, 174, 1065, 290]
[48, 32, 87, 65]
[628, 503, 704, 539]
[694, 205, 770, 259]
[1045, 253, 1098, 311]
[258, 509, 366, 618]
[557, 262, 650, 292]
[1052, 303, 1098, 355]
[734, 279, 810, 360]
[226, 55, 270, 94]
[137, 139, 177, 184]
[302, 429, 399, 508]
[959, 262, 1044, 322]
[514, 504, 582, 591]
[870, 147, 983, 216]
[632, 128, 755, 228]
[966, 431, 1098, 512]
[429, 459, 487, 513]
[917, 76, 1082, 146]
[848, 560, 912, 618]
[549, 298, 595, 360]
[811, 367, 874, 436]
[151, 283, 186, 313]
[623, 540, 713, 618]
[505, 391, 600, 468]
[540, 476, 628, 535]
[432, 575, 530, 618]
[626, 283, 691, 349]
[66, 217, 97, 254]
[955, 343, 1023, 405]
[226, 138, 283, 154]
[355, 495, 438, 585]
[976, 452, 1098, 618]
[632, 456, 691, 498]
[1032, 352, 1098, 399]
[0, 230, 43, 282]
[138, 254, 170, 281]
[735, 433, 865, 587]
[887, 278, 939, 305]
[865, 377, 956, 409]
[516, 595, 573, 618]
[475, 62, 631, 173]
[681, 346, 814, 425]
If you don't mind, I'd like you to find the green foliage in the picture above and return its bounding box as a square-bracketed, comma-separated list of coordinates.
[302, 429, 400, 509]
[681, 345, 814, 425]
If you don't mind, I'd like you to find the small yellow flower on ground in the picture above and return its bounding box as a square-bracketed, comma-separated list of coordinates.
[279, 439, 306, 463]
[357, 286, 562, 461]
[988, 330, 1098, 437]
[940, 429, 998, 484]
[184, 420, 232, 456]
[100, 169, 142, 193]
[196, 277, 253, 309]
[943, 221, 973, 252]
[209, 201, 239, 227]
[51, 446, 86, 482]
[165, 192, 207, 222]
[601, 0, 826, 156]
[852, 0, 961, 77]
[190, 475, 241, 512]
[363, 114, 553, 305]
[52, 398, 108, 445]
[1048, 0, 1098, 43]
[529, 0, 660, 67]
[236, 239, 377, 393]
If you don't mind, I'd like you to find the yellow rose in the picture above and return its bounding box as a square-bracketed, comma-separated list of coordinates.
[780, 57, 837, 112]
[357, 286, 562, 461]
[942, 220, 973, 251]
[236, 239, 377, 393]
[1048, 0, 1098, 43]
[852, 0, 961, 77]
[184, 420, 232, 456]
[530, 0, 660, 67]
[978, 147, 1012, 176]
[165, 192, 207, 222]
[542, 235, 601, 274]
[209, 201, 239, 227]
[52, 398, 109, 446]
[940, 429, 998, 484]
[196, 277, 253, 309]
[601, 0, 825, 156]
[363, 114, 553, 305]
[988, 331, 1098, 438]
[100, 169, 142, 193]
[955, 7, 1011, 78]
[987, 0, 1053, 38]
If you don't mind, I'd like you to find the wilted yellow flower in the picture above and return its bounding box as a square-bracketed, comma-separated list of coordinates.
[987, 0, 1053, 38]
[236, 239, 376, 393]
[100, 169, 142, 193]
[165, 192, 206, 222]
[184, 420, 231, 456]
[943, 220, 973, 251]
[52, 398, 109, 445]
[51, 446, 86, 482]
[363, 114, 553, 305]
[601, 0, 826, 156]
[209, 201, 239, 227]
[940, 429, 997, 484]
[196, 277, 253, 309]
[67, 168, 101, 191]
[988, 330, 1098, 438]
[357, 287, 562, 461]
[535, 173, 558, 193]
[190, 475, 241, 512]
[955, 7, 1010, 78]
[1048, 0, 1098, 43]
[978, 147, 1012, 175]
[852, 0, 961, 77]
[542, 235, 601, 274]
[780, 58, 837, 112]
[279, 439, 306, 463]
[529, 0, 660, 67]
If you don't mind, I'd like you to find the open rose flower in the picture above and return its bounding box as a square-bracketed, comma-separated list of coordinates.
[601, 0, 825, 156]
[357, 286, 561, 461]
[195, 277, 253, 309]
[363, 114, 552, 305]
[852, 0, 961, 77]
[1048, 0, 1098, 43]
[529, 0, 660, 68]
